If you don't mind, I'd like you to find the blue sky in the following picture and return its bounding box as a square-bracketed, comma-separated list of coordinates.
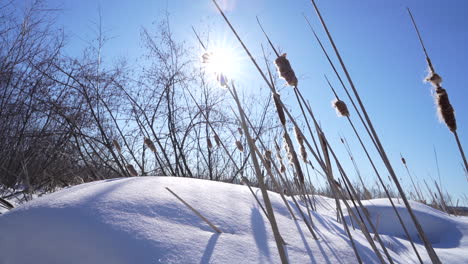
[44, 0, 467, 203]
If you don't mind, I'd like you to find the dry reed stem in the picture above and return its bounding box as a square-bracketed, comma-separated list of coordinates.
[166, 187, 222, 233]
[310, 2, 440, 262]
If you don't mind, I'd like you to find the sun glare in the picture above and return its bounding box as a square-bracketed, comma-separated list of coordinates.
[201, 44, 243, 86]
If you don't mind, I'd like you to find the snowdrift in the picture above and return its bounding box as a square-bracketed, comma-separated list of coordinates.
[0, 177, 467, 263]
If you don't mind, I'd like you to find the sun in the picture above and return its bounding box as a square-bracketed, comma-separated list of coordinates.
[201, 44, 243, 86]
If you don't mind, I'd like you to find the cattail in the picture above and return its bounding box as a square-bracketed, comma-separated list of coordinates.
[144, 137, 157, 153]
[264, 150, 272, 170]
[294, 126, 308, 163]
[283, 132, 294, 165]
[425, 71, 442, 88]
[112, 139, 121, 154]
[300, 145, 308, 163]
[294, 126, 304, 145]
[274, 53, 298, 87]
[275, 141, 286, 173]
[214, 134, 221, 146]
[207, 137, 213, 149]
[235, 140, 244, 152]
[435, 87, 457, 132]
[237, 127, 243, 136]
[272, 92, 286, 126]
[401, 157, 406, 165]
[126, 164, 138, 177]
[333, 99, 350, 117]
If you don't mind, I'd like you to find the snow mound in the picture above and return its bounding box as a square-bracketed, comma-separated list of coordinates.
[0, 177, 467, 264]
[350, 199, 463, 247]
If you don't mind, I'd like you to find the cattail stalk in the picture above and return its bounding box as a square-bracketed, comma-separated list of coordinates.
[309, 1, 440, 262]
[166, 187, 221, 233]
[408, 8, 467, 179]
[227, 81, 288, 262]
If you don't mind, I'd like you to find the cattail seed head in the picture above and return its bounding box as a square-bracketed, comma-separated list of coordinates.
[300, 145, 308, 163]
[280, 164, 286, 173]
[294, 126, 308, 163]
[435, 87, 457, 132]
[425, 71, 442, 87]
[214, 134, 221, 146]
[235, 140, 244, 152]
[401, 157, 406, 165]
[237, 127, 243, 136]
[207, 137, 213, 149]
[333, 99, 350, 117]
[126, 164, 138, 177]
[264, 150, 272, 170]
[274, 53, 298, 87]
[294, 126, 304, 145]
[144, 137, 157, 153]
[273, 92, 286, 126]
[112, 140, 121, 154]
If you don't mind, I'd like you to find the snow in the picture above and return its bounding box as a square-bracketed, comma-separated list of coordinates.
[0, 176, 467, 263]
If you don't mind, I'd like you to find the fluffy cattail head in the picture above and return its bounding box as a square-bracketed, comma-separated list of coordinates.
[333, 99, 350, 117]
[435, 87, 457, 132]
[112, 140, 121, 153]
[274, 53, 298, 87]
[273, 92, 286, 126]
[214, 134, 221, 146]
[126, 164, 138, 177]
[144, 137, 157, 153]
[425, 71, 442, 88]
[235, 140, 244, 152]
[207, 137, 213, 149]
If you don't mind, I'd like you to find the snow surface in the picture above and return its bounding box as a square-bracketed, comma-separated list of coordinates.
[0, 176, 467, 263]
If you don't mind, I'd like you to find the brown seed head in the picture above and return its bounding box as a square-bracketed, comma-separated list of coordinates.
[214, 134, 221, 146]
[235, 140, 244, 152]
[126, 164, 138, 177]
[300, 145, 308, 163]
[237, 127, 243, 136]
[333, 99, 350, 117]
[274, 53, 298, 87]
[144, 137, 157, 153]
[207, 137, 213, 149]
[401, 157, 406, 165]
[293, 126, 304, 145]
[435, 87, 457, 132]
[264, 150, 272, 170]
[112, 140, 121, 154]
[273, 92, 286, 126]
